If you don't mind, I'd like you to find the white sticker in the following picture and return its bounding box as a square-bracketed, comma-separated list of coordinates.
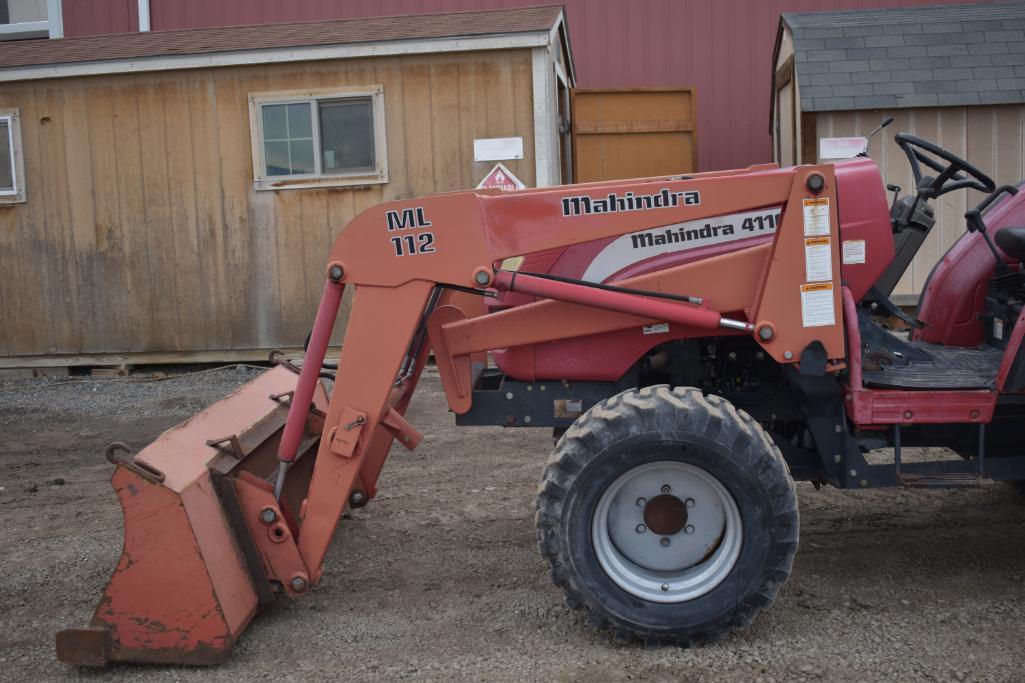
[994, 317, 1004, 340]
[842, 239, 866, 264]
[803, 197, 830, 237]
[800, 283, 836, 328]
[581, 207, 782, 283]
[819, 137, 867, 160]
[804, 236, 832, 282]
[473, 137, 524, 161]
[643, 322, 670, 335]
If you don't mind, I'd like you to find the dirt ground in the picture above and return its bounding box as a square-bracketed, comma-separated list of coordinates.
[1, 365, 1024, 681]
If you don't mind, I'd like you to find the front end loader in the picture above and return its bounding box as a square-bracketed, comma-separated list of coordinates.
[58, 127, 1025, 665]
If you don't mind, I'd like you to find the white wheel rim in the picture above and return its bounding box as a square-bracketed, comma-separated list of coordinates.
[591, 460, 743, 603]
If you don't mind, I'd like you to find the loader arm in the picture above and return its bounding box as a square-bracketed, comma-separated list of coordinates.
[297, 163, 845, 574]
[59, 163, 847, 666]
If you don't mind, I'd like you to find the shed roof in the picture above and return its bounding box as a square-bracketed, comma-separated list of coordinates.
[0, 5, 568, 81]
[781, 1, 1025, 112]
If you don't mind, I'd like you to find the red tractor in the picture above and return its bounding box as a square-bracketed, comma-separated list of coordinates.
[58, 125, 1025, 665]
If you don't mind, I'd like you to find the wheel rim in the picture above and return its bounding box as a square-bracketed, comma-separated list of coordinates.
[591, 460, 743, 603]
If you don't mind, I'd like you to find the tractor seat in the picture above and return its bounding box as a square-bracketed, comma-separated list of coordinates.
[996, 227, 1025, 260]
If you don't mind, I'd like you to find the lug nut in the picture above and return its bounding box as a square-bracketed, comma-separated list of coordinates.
[635, 524, 646, 534]
[685, 498, 695, 508]
[259, 507, 277, 524]
[661, 583, 669, 592]
[290, 576, 307, 592]
[636, 497, 647, 507]
[661, 485, 671, 494]
[660, 537, 670, 547]
[685, 525, 695, 534]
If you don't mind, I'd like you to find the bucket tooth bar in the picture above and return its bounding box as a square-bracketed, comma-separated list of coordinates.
[60, 163, 846, 666]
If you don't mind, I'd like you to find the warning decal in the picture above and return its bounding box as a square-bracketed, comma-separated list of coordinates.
[804, 236, 832, 282]
[800, 283, 835, 328]
[802, 197, 830, 237]
[842, 239, 866, 264]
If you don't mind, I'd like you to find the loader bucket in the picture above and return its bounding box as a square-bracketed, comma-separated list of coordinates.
[56, 365, 327, 666]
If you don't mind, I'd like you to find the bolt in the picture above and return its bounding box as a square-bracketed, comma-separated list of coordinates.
[757, 326, 774, 342]
[834, 454, 842, 463]
[685, 524, 695, 534]
[540, 385, 546, 391]
[328, 264, 344, 282]
[783, 350, 794, 360]
[474, 269, 491, 286]
[849, 469, 858, 477]
[527, 385, 533, 391]
[349, 490, 366, 507]
[636, 524, 647, 534]
[728, 351, 737, 361]
[636, 497, 647, 507]
[834, 424, 843, 433]
[661, 583, 669, 592]
[661, 484, 671, 494]
[860, 479, 868, 488]
[505, 392, 514, 400]
[903, 410, 913, 419]
[524, 415, 532, 424]
[806, 173, 825, 193]
[290, 576, 307, 592]
[660, 537, 670, 547]
[685, 498, 695, 508]
[259, 507, 277, 524]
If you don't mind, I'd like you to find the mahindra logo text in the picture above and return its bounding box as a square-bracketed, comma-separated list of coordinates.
[561, 188, 700, 217]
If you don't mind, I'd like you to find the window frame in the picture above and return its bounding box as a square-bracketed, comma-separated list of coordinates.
[0, 109, 26, 204]
[248, 86, 388, 191]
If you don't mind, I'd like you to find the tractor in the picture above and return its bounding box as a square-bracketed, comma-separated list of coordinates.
[56, 122, 1025, 665]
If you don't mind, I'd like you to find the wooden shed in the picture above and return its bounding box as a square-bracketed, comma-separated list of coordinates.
[0, 5, 574, 367]
[771, 1, 1025, 304]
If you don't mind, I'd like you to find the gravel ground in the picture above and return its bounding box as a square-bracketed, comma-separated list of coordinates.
[1, 366, 1024, 681]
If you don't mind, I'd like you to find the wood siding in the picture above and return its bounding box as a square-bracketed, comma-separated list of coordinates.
[571, 88, 696, 183]
[0, 49, 536, 359]
[816, 105, 1025, 301]
[63, 0, 972, 172]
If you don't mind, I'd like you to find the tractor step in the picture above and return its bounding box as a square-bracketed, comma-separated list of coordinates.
[898, 472, 996, 489]
[863, 342, 1003, 390]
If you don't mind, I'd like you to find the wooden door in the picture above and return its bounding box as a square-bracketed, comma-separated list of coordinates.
[571, 88, 697, 182]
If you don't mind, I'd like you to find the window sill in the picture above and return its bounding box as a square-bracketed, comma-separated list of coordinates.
[0, 193, 26, 205]
[254, 172, 388, 192]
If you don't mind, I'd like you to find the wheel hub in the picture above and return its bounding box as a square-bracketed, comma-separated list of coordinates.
[642, 494, 687, 535]
[592, 460, 742, 603]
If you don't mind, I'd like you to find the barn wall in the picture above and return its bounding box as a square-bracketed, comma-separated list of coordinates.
[0, 48, 536, 359]
[815, 104, 1025, 301]
[63, 0, 976, 172]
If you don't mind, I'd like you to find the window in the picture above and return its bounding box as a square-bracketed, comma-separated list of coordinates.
[0, 0, 63, 40]
[0, 109, 25, 204]
[249, 87, 387, 190]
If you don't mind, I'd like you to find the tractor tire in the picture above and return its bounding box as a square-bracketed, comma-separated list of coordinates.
[535, 385, 798, 646]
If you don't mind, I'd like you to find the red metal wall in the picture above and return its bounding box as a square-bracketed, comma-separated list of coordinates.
[62, 0, 985, 170]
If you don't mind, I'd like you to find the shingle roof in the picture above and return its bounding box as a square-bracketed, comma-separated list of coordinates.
[0, 5, 564, 70]
[782, 1, 1025, 111]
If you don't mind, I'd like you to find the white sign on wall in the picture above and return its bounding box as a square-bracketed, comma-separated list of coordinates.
[473, 137, 524, 161]
[819, 137, 867, 160]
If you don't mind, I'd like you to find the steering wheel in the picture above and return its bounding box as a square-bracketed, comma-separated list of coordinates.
[894, 133, 995, 198]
